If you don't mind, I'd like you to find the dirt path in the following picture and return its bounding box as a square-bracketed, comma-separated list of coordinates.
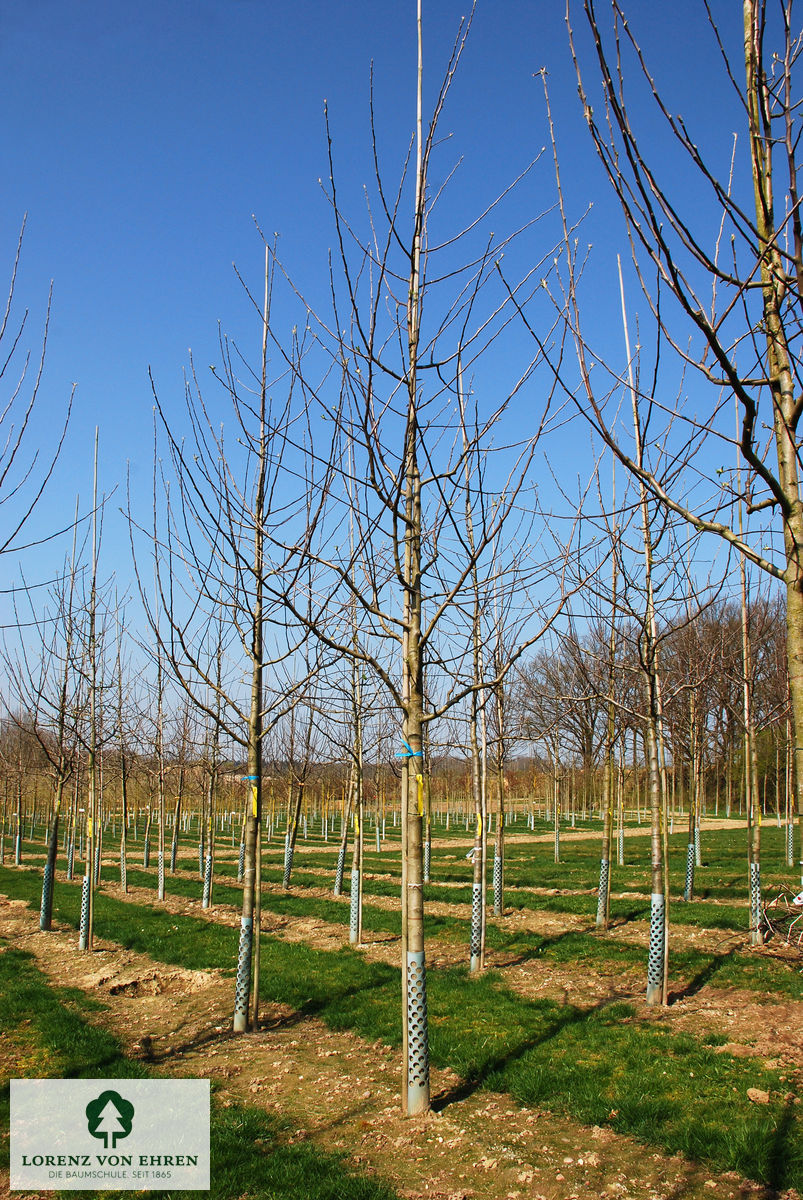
[1, 887, 800, 1200]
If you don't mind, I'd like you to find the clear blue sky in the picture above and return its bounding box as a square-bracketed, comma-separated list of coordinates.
[0, 0, 748, 611]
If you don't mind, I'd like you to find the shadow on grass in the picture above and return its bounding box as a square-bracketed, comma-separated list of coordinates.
[670, 945, 737, 1002]
[607, 906, 650, 926]
[484, 926, 593, 971]
[292, 972, 394, 1022]
[768, 1095, 799, 1197]
[432, 1000, 589, 1112]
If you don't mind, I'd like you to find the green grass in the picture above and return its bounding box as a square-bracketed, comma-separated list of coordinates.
[426, 979, 800, 1187]
[24, 817, 799, 935]
[111, 864, 787, 1004]
[9, 858, 803, 999]
[177, 821, 796, 934]
[13, 804, 800, 920]
[0, 942, 397, 1200]
[3, 865, 803, 1190]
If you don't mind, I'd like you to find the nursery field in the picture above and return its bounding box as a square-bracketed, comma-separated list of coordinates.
[2, 815, 803, 1200]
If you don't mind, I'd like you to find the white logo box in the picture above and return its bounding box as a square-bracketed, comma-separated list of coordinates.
[11, 1079, 210, 1191]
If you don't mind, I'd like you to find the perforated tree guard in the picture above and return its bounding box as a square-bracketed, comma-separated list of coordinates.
[596, 858, 609, 927]
[750, 861, 762, 943]
[683, 843, 695, 902]
[143, 837, 150, 869]
[406, 950, 429, 1114]
[202, 853, 213, 908]
[646, 892, 665, 1003]
[787, 820, 794, 867]
[158, 850, 164, 899]
[618, 822, 624, 866]
[14, 831, 21, 866]
[237, 841, 246, 882]
[170, 841, 177, 873]
[233, 916, 253, 1031]
[349, 868, 360, 945]
[40, 861, 54, 930]
[78, 875, 90, 950]
[283, 843, 294, 889]
[694, 825, 701, 868]
[120, 850, 127, 892]
[493, 851, 503, 916]
[93, 843, 101, 886]
[334, 842, 346, 896]
[470, 881, 482, 968]
[67, 836, 75, 880]
[375, 824, 381, 853]
[423, 837, 431, 883]
[198, 843, 204, 877]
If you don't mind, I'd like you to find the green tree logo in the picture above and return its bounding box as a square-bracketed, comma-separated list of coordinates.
[85, 1090, 135, 1149]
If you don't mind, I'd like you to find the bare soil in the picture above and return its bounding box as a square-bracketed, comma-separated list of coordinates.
[1, 878, 801, 1200]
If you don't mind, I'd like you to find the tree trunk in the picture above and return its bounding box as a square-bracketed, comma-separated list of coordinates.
[170, 794, 181, 874]
[469, 692, 484, 973]
[79, 431, 99, 952]
[683, 694, 697, 903]
[493, 739, 505, 918]
[119, 747, 128, 894]
[745, 0, 803, 891]
[39, 778, 64, 930]
[232, 248, 268, 1034]
[282, 781, 304, 890]
[597, 532, 618, 929]
[334, 774, 354, 896]
[202, 760, 216, 909]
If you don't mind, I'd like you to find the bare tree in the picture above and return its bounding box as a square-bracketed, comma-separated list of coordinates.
[201, 603, 226, 909]
[3, 503, 83, 928]
[140, 250, 324, 1034]
[555, 0, 803, 884]
[256, 2, 589, 1116]
[0, 220, 72, 568]
[113, 608, 132, 894]
[77, 431, 104, 952]
[279, 685, 318, 891]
